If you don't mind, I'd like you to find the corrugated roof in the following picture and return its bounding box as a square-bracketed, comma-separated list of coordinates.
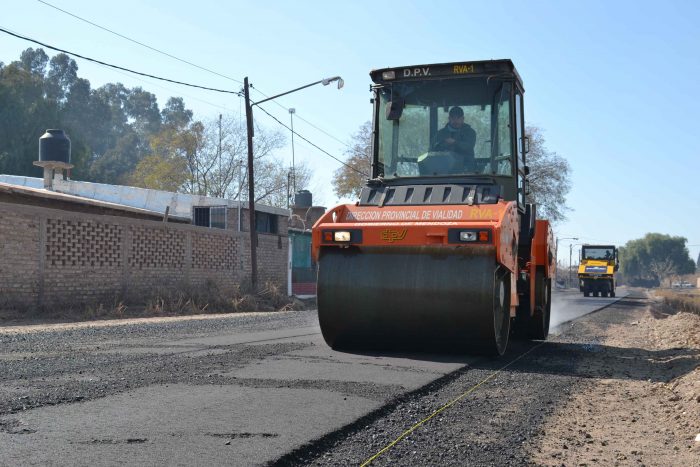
[0, 182, 190, 221]
[0, 175, 291, 218]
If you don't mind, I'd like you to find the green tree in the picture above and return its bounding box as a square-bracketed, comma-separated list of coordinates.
[0, 61, 58, 176]
[46, 53, 78, 103]
[128, 153, 188, 192]
[331, 121, 372, 199]
[125, 87, 161, 136]
[619, 233, 696, 286]
[88, 131, 142, 184]
[18, 48, 48, 76]
[162, 97, 193, 129]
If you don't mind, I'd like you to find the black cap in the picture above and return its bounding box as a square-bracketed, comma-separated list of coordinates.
[449, 106, 464, 118]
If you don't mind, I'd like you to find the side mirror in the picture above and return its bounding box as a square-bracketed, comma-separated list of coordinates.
[524, 179, 531, 195]
[386, 98, 405, 120]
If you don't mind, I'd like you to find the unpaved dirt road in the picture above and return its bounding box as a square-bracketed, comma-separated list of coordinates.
[0, 289, 698, 466]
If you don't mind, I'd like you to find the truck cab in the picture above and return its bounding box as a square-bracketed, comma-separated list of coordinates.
[578, 245, 618, 297]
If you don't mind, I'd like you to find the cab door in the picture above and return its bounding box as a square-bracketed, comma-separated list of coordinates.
[514, 90, 527, 210]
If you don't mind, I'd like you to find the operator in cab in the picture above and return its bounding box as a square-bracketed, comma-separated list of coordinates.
[433, 106, 477, 172]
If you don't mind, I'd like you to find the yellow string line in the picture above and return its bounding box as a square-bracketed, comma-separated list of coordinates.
[360, 342, 544, 467]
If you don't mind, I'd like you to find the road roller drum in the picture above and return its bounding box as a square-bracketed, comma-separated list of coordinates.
[318, 246, 511, 355]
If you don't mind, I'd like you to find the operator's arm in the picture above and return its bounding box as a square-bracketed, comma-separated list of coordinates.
[453, 126, 476, 157]
[433, 127, 453, 151]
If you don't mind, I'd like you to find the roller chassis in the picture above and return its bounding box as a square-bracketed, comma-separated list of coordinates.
[312, 197, 555, 356]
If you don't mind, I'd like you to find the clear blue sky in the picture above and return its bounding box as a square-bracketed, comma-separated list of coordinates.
[2, 0, 699, 263]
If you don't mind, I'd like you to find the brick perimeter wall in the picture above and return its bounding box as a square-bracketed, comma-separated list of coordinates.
[0, 202, 288, 309]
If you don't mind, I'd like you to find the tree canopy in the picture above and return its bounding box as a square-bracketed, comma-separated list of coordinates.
[331, 121, 371, 200]
[524, 126, 572, 223]
[619, 233, 696, 286]
[0, 48, 305, 208]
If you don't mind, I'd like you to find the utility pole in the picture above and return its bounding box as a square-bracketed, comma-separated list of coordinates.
[218, 113, 222, 197]
[556, 236, 578, 286]
[289, 108, 296, 199]
[243, 75, 343, 291]
[569, 243, 574, 288]
[243, 77, 258, 290]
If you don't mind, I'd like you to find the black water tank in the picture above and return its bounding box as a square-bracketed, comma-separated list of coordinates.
[39, 129, 71, 164]
[294, 190, 312, 208]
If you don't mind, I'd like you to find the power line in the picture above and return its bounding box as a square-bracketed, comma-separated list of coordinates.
[36, 0, 351, 150]
[36, 0, 243, 85]
[256, 105, 369, 177]
[3, 22, 357, 175]
[88, 60, 236, 112]
[0, 27, 241, 95]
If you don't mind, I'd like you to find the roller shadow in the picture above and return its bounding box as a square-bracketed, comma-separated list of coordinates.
[475, 339, 700, 383]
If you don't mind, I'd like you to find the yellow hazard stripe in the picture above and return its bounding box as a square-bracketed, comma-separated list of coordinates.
[360, 342, 544, 467]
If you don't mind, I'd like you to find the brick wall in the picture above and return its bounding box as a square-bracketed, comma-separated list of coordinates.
[0, 201, 288, 309]
[0, 209, 40, 307]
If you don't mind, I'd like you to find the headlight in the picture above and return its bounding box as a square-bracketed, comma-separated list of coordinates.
[455, 229, 491, 243]
[460, 231, 477, 242]
[334, 231, 351, 242]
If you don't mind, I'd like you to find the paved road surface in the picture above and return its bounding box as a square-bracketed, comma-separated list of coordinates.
[0, 289, 625, 466]
[550, 286, 628, 329]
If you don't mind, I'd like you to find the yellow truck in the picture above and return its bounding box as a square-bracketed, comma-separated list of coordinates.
[578, 245, 619, 297]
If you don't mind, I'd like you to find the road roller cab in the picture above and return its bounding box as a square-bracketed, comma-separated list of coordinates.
[312, 60, 555, 355]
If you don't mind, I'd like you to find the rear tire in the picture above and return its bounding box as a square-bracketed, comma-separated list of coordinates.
[487, 268, 511, 356]
[528, 272, 550, 340]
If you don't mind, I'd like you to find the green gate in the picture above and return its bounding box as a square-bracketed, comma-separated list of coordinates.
[290, 231, 317, 295]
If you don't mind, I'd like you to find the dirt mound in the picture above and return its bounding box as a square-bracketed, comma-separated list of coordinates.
[527, 293, 700, 466]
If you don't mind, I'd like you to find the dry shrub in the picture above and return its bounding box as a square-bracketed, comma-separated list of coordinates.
[141, 279, 307, 315]
[1, 279, 313, 324]
[655, 289, 700, 316]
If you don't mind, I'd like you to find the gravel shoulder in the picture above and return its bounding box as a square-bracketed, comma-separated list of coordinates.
[525, 291, 700, 466]
[280, 290, 700, 466]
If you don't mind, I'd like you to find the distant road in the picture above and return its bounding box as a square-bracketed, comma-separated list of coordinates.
[550, 286, 628, 329]
[0, 290, 626, 466]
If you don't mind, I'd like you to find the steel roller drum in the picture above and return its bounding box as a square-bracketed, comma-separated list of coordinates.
[317, 246, 510, 355]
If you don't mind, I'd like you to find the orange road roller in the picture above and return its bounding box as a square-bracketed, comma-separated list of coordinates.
[312, 60, 555, 355]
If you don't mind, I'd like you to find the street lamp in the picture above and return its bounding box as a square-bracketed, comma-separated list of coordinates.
[555, 237, 578, 287]
[243, 76, 344, 290]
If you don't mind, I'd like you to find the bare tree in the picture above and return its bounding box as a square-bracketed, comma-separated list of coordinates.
[648, 257, 679, 288]
[331, 121, 372, 199]
[525, 126, 572, 223]
[135, 114, 309, 208]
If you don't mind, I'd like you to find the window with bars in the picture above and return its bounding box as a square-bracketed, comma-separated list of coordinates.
[193, 206, 227, 229]
[255, 211, 278, 234]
